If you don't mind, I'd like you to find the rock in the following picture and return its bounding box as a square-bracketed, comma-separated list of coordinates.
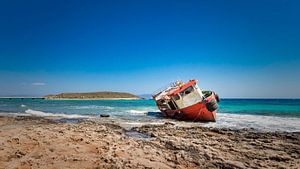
[269, 155, 291, 162]
[204, 152, 212, 160]
[11, 137, 20, 144]
[100, 114, 110, 117]
[164, 122, 175, 126]
[73, 158, 79, 161]
[14, 150, 26, 158]
[150, 132, 156, 137]
[164, 140, 185, 150]
[225, 160, 246, 169]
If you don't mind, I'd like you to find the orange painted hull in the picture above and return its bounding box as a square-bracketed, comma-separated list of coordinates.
[161, 96, 217, 122]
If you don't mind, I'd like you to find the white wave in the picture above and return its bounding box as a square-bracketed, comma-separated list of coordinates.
[126, 110, 148, 114]
[125, 107, 159, 115]
[205, 113, 300, 132]
[21, 104, 26, 107]
[68, 105, 114, 110]
[0, 112, 30, 117]
[25, 109, 90, 119]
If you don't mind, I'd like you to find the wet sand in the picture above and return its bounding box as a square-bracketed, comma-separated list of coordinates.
[0, 115, 299, 169]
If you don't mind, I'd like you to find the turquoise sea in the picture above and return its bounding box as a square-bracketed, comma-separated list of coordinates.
[0, 98, 299, 132]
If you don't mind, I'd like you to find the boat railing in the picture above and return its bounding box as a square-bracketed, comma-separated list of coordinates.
[152, 81, 181, 97]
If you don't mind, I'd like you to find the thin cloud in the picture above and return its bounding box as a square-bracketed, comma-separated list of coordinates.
[32, 82, 46, 86]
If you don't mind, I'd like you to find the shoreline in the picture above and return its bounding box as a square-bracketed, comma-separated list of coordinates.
[1, 110, 300, 132]
[0, 115, 299, 168]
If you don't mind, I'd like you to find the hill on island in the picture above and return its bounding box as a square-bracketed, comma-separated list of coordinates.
[44, 92, 140, 100]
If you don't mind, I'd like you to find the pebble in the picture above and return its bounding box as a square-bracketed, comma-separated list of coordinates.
[100, 114, 110, 117]
[226, 160, 246, 169]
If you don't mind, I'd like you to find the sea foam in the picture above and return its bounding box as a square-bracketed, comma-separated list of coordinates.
[25, 109, 90, 119]
[126, 110, 148, 114]
[205, 113, 300, 132]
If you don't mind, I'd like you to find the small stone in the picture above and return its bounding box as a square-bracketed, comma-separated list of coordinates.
[204, 152, 212, 160]
[269, 155, 291, 162]
[226, 160, 246, 169]
[15, 150, 26, 158]
[12, 137, 20, 144]
[150, 132, 156, 137]
[100, 114, 110, 117]
[164, 122, 175, 126]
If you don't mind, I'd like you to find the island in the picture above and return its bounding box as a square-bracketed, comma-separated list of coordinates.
[44, 91, 141, 100]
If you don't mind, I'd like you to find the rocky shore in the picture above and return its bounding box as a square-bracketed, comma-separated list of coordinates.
[0, 115, 299, 169]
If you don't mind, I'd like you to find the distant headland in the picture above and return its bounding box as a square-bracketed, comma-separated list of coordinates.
[44, 91, 141, 100]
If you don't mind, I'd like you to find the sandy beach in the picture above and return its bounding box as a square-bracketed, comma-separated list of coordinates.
[0, 115, 299, 169]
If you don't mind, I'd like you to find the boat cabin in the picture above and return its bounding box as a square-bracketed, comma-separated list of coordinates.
[154, 80, 204, 111]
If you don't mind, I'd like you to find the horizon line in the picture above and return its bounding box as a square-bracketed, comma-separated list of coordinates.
[0, 96, 299, 99]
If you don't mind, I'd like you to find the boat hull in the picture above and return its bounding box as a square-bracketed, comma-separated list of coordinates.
[160, 95, 217, 122]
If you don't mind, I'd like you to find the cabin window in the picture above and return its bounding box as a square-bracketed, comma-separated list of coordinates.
[172, 94, 180, 101]
[168, 101, 177, 110]
[180, 86, 194, 97]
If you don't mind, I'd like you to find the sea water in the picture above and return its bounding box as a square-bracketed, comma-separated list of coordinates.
[0, 98, 299, 132]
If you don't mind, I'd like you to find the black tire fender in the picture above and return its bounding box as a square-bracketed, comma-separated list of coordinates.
[206, 100, 219, 112]
[215, 93, 220, 102]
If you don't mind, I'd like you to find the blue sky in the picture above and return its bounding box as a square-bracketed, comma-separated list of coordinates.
[0, 0, 299, 98]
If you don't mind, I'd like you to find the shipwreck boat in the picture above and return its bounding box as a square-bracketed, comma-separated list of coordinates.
[153, 79, 219, 122]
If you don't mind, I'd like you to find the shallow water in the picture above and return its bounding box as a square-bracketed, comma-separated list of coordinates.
[0, 98, 299, 132]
